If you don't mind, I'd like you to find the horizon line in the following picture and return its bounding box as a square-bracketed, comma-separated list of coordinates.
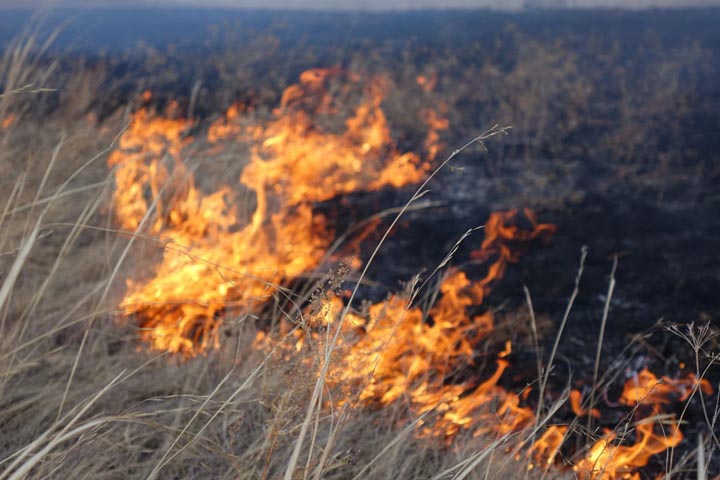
[2, 1, 720, 12]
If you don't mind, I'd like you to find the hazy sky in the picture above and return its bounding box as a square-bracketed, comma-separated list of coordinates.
[3, 0, 720, 9]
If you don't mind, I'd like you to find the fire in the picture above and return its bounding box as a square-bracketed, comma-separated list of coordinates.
[530, 425, 568, 466]
[620, 368, 713, 408]
[567, 368, 713, 479]
[570, 389, 601, 419]
[295, 207, 703, 479]
[573, 419, 683, 480]
[239, 74, 433, 207]
[306, 210, 556, 441]
[109, 68, 446, 354]
[108, 69, 706, 480]
[531, 370, 711, 479]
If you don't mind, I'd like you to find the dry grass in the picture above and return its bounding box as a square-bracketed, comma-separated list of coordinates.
[0, 131, 566, 479]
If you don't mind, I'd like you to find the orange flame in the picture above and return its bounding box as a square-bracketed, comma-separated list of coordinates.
[109, 69, 447, 355]
[304, 209, 555, 441]
[530, 425, 568, 467]
[295, 207, 697, 479]
[570, 389, 601, 419]
[620, 368, 713, 408]
[108, 70, 704, 480]
[570, 369, 713, 479]
[574, 419, 683, 480]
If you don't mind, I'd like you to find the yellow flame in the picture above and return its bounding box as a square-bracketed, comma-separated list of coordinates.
[109, 68, 446, 355]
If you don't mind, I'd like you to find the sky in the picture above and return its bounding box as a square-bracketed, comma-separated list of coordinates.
[2, 0, 720, 9]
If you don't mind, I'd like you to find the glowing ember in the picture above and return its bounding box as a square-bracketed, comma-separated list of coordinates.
[1, 113, 16, 130]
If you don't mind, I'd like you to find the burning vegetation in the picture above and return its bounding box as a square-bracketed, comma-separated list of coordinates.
[109, 69, 446, 354]
[103, 69, 715, 479]
[1, 13, 719, 480]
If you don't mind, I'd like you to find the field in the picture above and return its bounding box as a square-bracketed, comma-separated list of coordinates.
[1, 8, 719, 479]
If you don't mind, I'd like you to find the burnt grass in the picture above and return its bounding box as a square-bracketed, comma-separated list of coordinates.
[323, 102, 720, 471]
[337, 159, 720, 476]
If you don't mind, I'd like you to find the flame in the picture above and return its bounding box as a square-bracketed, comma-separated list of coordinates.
[570, 389, 601, 419]
[109, 68, 446, 355]
[294, 208, 699, 479]
[108, 69, 705, 479]
[306, 209, 556, 441]
[570, 369, 714, 479]
[1, 113, 16, 130]
[527, 368, 709, 479]
[574, 419, 683, 480]
[620, 368, 713, 408]
[530, 425, 568, 467]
